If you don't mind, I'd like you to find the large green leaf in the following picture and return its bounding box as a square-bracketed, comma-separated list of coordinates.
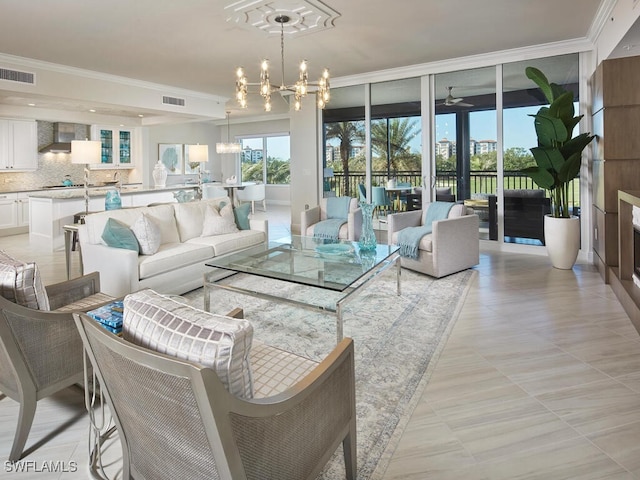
[558, 152, 582, 183]
[525, 67, 554, 103]
[521, 166, 556, 189]
[549, 83, 566, 102]
[531, 146, 565, 174]
[549, 92, 575, 123]
[561, 132, 594, 158]
[533, 111, 568, 145]
[563, 115, 582, 139]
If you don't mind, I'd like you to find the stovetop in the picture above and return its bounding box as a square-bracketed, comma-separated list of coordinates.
[42, 184, 85, 189]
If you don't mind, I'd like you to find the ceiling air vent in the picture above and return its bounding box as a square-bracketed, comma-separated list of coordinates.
[0, 67, 35, 85]
[162, 95, 185, 107]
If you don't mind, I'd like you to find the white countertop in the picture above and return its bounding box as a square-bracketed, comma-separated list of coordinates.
[28, 184, 198, 200]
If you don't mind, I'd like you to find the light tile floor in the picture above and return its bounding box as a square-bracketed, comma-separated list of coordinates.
[1, 205, 640, 479]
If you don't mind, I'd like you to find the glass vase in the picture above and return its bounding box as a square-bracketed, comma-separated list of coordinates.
[358, 202, 377, 252]
[105, 189, 122, 210]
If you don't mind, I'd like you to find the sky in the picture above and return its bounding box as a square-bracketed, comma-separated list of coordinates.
[434, 106, 539, 152]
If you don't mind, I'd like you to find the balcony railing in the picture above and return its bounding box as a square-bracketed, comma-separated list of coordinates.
[326, 170, 579, 206]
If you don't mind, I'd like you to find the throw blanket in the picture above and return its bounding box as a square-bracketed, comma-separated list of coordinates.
[398, 202, 455, 259]
[313, 196, 352, 241]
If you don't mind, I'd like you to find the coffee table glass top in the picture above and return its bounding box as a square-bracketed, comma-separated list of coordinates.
[205, 235, 399, 292]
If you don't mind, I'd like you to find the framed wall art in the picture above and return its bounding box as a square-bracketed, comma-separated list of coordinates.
[184, 144, 202, 175]
[159, 144, 183, 175]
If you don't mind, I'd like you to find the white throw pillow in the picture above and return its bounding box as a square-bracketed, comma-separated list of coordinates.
[123, 289, 254, 398]
[0, 249, 50, 311]
[201, 203, 239, 236]
[131, 213, 161, 255]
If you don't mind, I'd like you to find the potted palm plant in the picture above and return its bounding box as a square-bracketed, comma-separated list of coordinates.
[520, 66, 595, 269]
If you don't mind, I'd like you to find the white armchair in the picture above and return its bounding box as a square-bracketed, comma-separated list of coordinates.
[387, 203, 479, 277]
[301, 197, 362, 241]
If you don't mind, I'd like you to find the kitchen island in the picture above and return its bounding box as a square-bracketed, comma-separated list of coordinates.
[29, 184, 199, 251]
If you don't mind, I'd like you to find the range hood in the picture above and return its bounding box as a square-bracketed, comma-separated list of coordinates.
[39, 123, 83, 153]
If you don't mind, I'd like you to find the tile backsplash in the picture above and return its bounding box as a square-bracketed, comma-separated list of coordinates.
[0, 121, 130, 192]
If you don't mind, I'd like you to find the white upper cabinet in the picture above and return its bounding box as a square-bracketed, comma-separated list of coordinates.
[0, 119, 38, 171]
[90, 125, 136, 169]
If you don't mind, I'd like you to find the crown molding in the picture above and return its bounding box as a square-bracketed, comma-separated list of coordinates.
[587, 0, 618, 43]
[331, 37, 594, 88]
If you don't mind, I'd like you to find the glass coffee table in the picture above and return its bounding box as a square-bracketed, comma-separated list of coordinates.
[204, 235, 400, 343]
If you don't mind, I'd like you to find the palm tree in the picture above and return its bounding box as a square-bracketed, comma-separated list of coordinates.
[371, 117, 420, 176]
[325, 121, 365, 196]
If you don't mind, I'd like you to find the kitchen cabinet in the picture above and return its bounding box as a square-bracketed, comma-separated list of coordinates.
[90, 125, 135, 169]
[0, 192, 30, 234]
[0, 193, 18, 229]
[17, 192, 30, 227]
[0, 119, 38, 171]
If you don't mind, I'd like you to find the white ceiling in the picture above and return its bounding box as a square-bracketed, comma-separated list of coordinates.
[0, 0, 629, 121]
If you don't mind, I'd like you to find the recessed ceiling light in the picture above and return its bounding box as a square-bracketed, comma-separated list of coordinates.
[138, 114, 144, 118]
[89, 109, 96, 113]
[28, 103, 35, 107]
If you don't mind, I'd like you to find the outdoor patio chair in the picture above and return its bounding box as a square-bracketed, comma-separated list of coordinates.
[396, 182, 412, 211]
[0, 250, 113, 462]
[371, 186, 392, 218]
[73, 302, 357, 480]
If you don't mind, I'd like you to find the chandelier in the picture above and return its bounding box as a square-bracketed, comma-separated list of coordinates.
[235, 15, 330, 112]
[216, 111, 242, 154]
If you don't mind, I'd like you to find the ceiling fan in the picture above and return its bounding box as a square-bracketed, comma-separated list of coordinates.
[438, 86, 473, 107]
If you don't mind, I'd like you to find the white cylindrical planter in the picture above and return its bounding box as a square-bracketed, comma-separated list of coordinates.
[544, 215, 580, 269]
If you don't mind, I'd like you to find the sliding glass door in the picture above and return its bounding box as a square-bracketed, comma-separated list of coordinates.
[434, 67, 496, 238]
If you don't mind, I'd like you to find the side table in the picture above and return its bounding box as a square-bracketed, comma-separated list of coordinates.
[63, 224, 82, 280]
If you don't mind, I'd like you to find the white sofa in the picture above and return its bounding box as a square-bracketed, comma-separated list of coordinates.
[78, 198, 268, 297]
[387, 203, 479, 278]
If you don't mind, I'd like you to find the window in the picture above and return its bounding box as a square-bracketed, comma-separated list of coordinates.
[240, 135, 290, 185]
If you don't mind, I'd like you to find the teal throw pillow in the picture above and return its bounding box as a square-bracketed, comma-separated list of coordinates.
[102, 218, 139, 251]
[220, 201, 251, 230]
[234, 203, 251, 230]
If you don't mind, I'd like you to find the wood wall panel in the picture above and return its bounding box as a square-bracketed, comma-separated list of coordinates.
[601, 107, 640, 159]
[592, 160, 605, 211]
[602, 57, 640, 107]
[600, 160, 640, 211]
[591, 55, 640, 280]
[604, 211, 619, 268]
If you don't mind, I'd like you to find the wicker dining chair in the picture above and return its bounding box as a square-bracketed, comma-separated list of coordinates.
[73, 310, 357, 480]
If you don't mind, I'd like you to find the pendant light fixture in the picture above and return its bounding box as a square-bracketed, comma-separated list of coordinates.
[216, 111, 242, 154]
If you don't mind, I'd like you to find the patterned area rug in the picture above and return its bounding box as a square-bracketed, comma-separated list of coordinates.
[184, 267, 476, 479]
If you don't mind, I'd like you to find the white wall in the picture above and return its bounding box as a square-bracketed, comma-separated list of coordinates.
[289, 97, 321, 233]
[144, 121, 218, 186]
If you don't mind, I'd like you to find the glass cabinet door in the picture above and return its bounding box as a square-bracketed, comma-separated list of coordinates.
[99, 128, 114, 165]
[92, 126, 134, 168]
[119, 130, 131, 165]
